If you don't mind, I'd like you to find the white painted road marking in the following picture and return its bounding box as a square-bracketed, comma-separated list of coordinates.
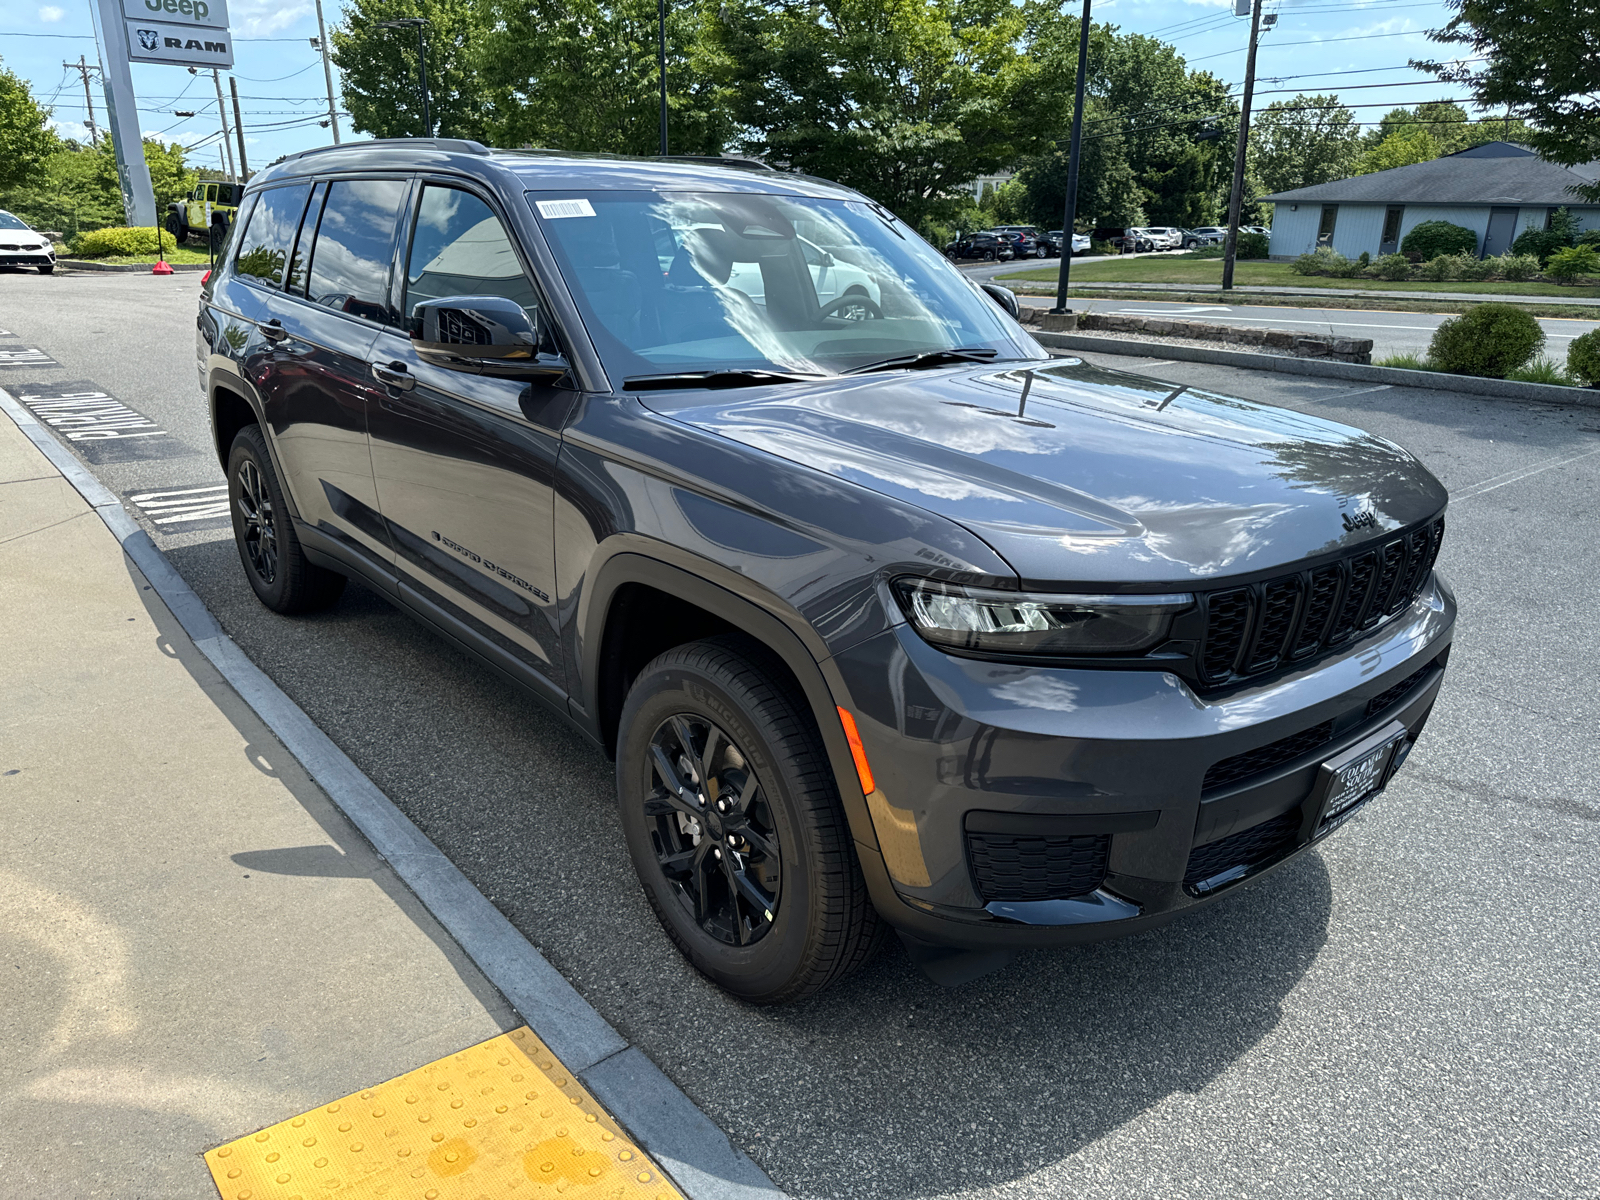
[0, 347, 60, 367]
[1454, 446, 1600, 502]
[17, 391, 164, 441]
[127, 484, 229, 526]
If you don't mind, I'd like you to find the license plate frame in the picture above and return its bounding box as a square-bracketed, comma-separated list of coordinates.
[1306, 720, 1410, 839]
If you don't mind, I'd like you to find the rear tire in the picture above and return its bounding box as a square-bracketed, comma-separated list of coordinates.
[227, 424, 346, 614]
[617, 636, 883, 1003]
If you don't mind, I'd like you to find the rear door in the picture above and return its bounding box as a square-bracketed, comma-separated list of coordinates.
[366, 180, 571, 699]
[240, 175, 411, 579]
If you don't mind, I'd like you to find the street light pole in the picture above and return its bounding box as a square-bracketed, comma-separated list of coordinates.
[1221, 0, 1264, 292]
[657, 0, 668, 155]
[1050, 0, 1092, 314]
[377, 18, 432, 138]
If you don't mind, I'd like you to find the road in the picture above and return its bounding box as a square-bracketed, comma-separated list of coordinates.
[3, 268, 1597, 1199]
[955, 260, 1600, 361]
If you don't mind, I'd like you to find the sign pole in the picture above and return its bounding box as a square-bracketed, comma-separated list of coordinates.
[92, 0, 156, 227]
[1049, 0, 1092, 314]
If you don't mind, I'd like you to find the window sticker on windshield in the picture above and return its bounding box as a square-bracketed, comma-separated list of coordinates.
[536, 198, 596, 219]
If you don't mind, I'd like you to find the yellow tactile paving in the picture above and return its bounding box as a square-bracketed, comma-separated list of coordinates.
[205, 1027, 684, 1200]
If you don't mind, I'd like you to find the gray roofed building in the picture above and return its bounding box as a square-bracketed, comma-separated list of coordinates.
[1260, 142, 1600, 260]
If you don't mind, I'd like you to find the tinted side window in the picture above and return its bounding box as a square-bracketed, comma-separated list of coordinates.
[306, 178, 409, 326]
[404, 186, 540, 322]
[235, 183, 312, 289]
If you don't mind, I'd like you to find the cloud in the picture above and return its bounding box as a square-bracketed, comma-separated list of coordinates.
[228, 0, 313, 37]
[38, 5, 66, 21]
[49, 118, 91, 141]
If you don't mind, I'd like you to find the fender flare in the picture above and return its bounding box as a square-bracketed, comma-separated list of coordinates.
[580, 549, 879, 855]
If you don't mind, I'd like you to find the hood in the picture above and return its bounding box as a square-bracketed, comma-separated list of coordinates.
[642, 358, 1448, 589]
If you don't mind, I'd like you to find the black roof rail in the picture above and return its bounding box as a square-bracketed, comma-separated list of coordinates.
[277, 137, 493, 165]
[652, 154, 776, 172]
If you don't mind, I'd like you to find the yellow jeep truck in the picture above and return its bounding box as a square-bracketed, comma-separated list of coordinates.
[166, 180, 243, 251]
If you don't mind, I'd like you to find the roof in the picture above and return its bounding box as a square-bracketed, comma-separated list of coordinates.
[253, 138, 858, 201]
[1260, 142, 1600, 206]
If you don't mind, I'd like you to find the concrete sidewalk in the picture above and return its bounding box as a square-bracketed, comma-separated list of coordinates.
[0, 411, 516, 1193]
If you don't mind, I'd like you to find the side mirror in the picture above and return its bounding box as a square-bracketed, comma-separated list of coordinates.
[980, 282, 1020, 319]
[410, 295, 567, 379]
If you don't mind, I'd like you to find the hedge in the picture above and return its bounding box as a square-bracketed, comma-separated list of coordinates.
[1428, 303, 1545, 378]
[68, 226, 178, 258]
[1401, 220, 1477, 261]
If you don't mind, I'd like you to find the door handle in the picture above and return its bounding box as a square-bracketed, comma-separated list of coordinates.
[260, 318, 287, 343]
[372, 361, 415, 391]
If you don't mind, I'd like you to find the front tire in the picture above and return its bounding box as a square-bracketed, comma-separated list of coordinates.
[227, 424, 346, 614]
[166, 212, 188, 245]
[617, 637, 883, 1004]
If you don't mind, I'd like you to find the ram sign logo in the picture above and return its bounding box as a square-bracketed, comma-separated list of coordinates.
[136, 27, 161, 51]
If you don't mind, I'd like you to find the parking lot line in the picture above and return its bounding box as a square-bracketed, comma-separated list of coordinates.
[206, 1027, 682, 1200]
[1452, 445, 1600, 502]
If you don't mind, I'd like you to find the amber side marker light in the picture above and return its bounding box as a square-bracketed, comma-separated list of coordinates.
[836, 706, 876, 795]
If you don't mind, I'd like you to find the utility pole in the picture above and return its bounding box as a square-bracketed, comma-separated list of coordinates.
[65, 56, 101, 144]
[229, 75, 249, 179]
[1221, 0, 1264, 291]
[313, 0, 341, 144]
[205, 67, 237, 182]
[1049, 0, 1092, 314]
[657, 0, 669, 155]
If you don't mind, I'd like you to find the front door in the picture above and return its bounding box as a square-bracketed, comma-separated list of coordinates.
[1483, 206, 1518, 257]
[1380, 205, 1404, 255]
[367, 182, 571, 699]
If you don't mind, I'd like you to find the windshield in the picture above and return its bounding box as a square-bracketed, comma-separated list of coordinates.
[0, 212, 31, 231]
[529, 190, 1031, 381]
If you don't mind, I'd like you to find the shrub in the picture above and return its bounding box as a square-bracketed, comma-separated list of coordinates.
[1374, 253, 1412, 281]
[1291, 246, 1349, 275]
[1401, 220, 1477, 261]
[1329, 254, 1364, 278]
[1457, 255, 1498, 281]
[1498, 253, 1540, 282]
[1544, 244, 1600, 284]
[69, 226, 177, 257]
[1580, 229, 1600, 249]
[1377, 352, 1437, 371]
[1291, 251, 1324, 275]
[1510, 207, 1579, 265]
[1190, 243, 1224, 258]
[1418, 253, 1471, 282]
[1428, 303, 1545, 377]
[1237, 231, 1269, 259]
[1357, 251, 1372, 268]
[1567, 330, 1600, 385]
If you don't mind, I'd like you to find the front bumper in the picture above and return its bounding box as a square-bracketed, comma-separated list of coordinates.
[831, 574, 1456, 949]
[0, 246, 56, 267]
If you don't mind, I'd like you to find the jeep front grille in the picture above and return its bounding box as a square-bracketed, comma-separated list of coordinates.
[1197, 517, 1443, 687]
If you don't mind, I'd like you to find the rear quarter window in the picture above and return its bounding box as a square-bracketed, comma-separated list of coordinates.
[234, 182, 313, 290]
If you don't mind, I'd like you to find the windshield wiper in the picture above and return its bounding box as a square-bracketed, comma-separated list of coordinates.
[845, 348, 1000, 375]
[623, 369, 826, 391]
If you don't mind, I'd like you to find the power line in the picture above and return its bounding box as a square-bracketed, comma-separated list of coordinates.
[1188, 27, 1438, 65]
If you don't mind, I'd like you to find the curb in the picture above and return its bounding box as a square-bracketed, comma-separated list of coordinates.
[56, 258, 210, 273]
[0, 385, 785, 1200]
[1033, 330, 1600, 407]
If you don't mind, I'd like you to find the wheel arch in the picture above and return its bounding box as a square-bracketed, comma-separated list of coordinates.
[581, 551, 879, 855]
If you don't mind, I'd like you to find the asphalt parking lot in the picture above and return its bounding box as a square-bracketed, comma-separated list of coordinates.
[3, 269, 1597, 1198]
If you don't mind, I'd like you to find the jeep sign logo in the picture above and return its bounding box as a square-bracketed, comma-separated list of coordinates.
[121, 0, 230, 29]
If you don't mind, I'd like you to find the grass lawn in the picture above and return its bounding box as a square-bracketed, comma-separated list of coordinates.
[999, 253, 1600, 299]
[66, 246, 214, 265]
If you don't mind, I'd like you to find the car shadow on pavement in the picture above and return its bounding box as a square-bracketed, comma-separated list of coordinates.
[159, 536, 1331, 1199]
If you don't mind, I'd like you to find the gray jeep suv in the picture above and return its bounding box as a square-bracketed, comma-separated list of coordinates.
[197, 140, 1454, 1002]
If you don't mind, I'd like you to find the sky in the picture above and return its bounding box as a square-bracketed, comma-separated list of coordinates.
[0, 0, 1496, 174]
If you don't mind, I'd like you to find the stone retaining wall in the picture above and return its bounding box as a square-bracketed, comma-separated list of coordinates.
[1028, 310, 1373, 364]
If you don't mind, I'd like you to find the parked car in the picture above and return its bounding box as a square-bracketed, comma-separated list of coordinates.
[1140, 226, 1185, 251]
[1040, 230, 1092, 257]
[167, 179, 245, 252]
[0, 210, 56, 274]
[991, 225, 1049, 259]
[946, 231, 1014, 261]
[1183, 227, 1228, 249]
[1121, 227, 1160, 252]
[199, 140, 1455, 1003]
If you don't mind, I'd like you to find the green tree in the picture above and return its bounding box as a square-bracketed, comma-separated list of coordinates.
[1015, 97, 1143, 229]
[1415, 0, 1600, 200]
[1249, 94, 1360, 195]
[332, 0, 489, 140]
[0, 59, 57, 192]
[705, 0, 1041, 228]
[480, 0, 730, 155]
[1357, 125, 1439, 174]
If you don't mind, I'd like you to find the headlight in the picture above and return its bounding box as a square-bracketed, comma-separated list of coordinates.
[893, 577, 1194, 656]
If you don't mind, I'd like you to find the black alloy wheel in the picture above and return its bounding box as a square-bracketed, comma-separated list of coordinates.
[645, 713, 783, 948]
[227, 424, 346, 614]
[617, 636, 884, 1003]
[210, 220, 227, 253]
[166, 212, 187, 245]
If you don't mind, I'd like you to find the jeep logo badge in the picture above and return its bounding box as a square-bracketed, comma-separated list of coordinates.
[1342, 509, 1377, 533]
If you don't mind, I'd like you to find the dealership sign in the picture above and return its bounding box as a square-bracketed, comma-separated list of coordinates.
[125, 18, 233, 67]
[122, 0, 230, 29]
